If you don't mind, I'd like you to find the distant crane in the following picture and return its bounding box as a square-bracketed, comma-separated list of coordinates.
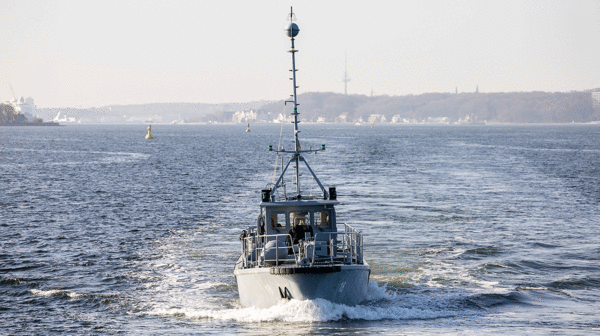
[9, 83, 16, 100]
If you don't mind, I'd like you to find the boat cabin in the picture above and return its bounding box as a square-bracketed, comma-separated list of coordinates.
[259, 200, 338, 239]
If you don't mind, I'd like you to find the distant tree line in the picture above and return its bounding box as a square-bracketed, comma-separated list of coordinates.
[186, 110, 234, 123]
[0, 104, 27, 125]
[259, 91, 600, 123]
[22, 90, 600, 125]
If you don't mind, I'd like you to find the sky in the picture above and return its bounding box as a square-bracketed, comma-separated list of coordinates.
[1, 0, 599, 108]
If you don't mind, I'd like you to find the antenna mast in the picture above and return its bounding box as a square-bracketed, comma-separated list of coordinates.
[267, 7, 328, 201]
[342, 51, 350, 95]
[285, 7, 302, 198]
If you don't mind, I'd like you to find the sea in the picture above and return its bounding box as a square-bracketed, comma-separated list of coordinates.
[1, 123, 599, 335]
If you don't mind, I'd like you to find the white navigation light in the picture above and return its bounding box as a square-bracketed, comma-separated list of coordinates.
[285, 22, 299, 37]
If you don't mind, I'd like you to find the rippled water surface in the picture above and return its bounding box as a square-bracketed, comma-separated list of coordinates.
[1, 124, 599, 335]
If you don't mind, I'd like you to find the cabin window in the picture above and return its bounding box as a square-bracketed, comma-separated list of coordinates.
[270, 213, 286, 228]
[290, 212, 308, 226]
[314, 211, 329, 227]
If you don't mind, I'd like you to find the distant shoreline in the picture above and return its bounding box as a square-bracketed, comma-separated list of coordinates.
[39, 121, 600, 126]
[0, 122, 60, 126]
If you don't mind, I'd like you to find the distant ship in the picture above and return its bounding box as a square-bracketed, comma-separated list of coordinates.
[3, 96, 37, 121]
[234, 8, 370, 309]
[1, 96, 58, 126]
[53, 111, 77, 123]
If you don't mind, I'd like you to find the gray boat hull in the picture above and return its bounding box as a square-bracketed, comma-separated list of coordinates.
[234, 262, 370, 308]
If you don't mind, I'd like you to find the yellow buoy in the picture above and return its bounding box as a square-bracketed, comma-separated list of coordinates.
[145, 125, 154, 139]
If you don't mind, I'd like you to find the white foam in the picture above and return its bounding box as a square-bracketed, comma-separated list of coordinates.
[67, 292, 83, 299]
[30, 289, 63, 296]
[30, 289, 82, 299]
[143, 281, 464, 323]
[365, 280, 396, 301]
[403, 255, 509, 293]
[148, 296, 457, 322]
[134, 229, 471, 323]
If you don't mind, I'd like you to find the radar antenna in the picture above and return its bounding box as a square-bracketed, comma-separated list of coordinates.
[287, 7, 297, 22]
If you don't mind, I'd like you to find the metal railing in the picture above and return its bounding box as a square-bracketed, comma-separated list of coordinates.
[241, 233, 298, 268]
[309, 224, 364, 266]
[240, 224, 364, 268]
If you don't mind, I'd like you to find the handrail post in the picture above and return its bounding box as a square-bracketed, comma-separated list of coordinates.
[330, 233, 333, 264]
[310, 237, 315, 266]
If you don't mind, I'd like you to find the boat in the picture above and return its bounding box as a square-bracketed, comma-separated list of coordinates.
[233, 8, 370, 309]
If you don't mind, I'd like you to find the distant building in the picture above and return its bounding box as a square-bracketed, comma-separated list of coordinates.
[3, 96, 37, 120]
[391, 115, 417, 123]
[232, 109, 257, 123]
[53, 111, 77, 123]
[145, 115, 163, 123]
[336, 114, 348, 123]
[426, 117, 449, 124]
[457, 114, 477, 124]
[274, 113, 293, 123]
[367, 114, 386, 124]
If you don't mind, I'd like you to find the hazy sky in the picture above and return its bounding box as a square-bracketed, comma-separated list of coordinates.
[2, 0, 599, 108]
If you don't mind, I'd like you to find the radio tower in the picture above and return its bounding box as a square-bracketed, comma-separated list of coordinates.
[342, 51, 350, 95]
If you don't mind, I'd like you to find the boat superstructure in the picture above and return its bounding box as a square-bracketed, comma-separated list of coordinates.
[233, 7, 370, 308]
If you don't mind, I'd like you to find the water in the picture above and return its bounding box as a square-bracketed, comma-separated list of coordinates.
[1, 123, 599, 335]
